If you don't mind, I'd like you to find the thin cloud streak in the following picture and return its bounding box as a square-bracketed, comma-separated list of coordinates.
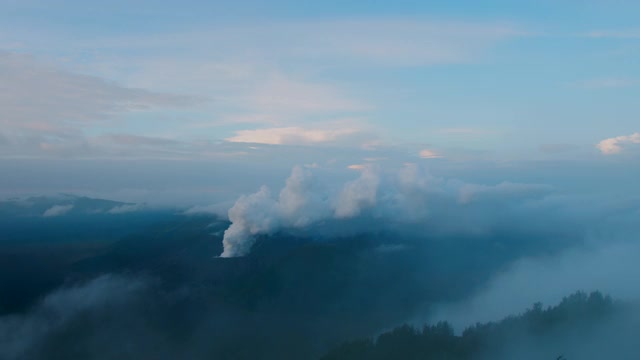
[585, 29, 640, 39]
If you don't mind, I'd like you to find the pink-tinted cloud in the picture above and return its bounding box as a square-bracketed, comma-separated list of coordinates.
[597, 132, 640, 155]
[226, 126, 367, 146]
[419, 149, 443, 159]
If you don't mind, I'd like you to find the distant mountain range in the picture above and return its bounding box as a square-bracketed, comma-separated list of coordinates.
[0, 194, 141, 217]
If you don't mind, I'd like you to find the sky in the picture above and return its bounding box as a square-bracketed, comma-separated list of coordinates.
[1, 0, 639, 203]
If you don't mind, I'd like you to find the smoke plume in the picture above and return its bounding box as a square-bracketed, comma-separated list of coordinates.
[220, 164, 553, 257]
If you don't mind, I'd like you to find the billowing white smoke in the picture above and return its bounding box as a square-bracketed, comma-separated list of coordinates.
[334, 168, 380, 218]
[223, 166, 346, 257]
[221, 186, 280, 258]
[221, 166, 380, 257]
[220, 164, 552, 257]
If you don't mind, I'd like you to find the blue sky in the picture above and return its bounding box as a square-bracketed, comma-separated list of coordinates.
[1, 0, 639, 202]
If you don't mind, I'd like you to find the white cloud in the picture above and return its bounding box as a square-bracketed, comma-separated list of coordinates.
[43, 204, 73, 217]
[225, 126, 364, 145]
[184, 202, 233, 218]
[419, 149, 443, 159]
[597, 132, 640, 155]
[107, 204, 143, 214]
[347, 164, 367, 170]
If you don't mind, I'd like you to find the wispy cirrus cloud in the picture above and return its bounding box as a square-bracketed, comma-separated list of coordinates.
[246, 74, 368, 114]
[0, 51, 198, 126]
[1, 18, 525, 161]
[438, 128, 493, 135]
[0, 51, 208, 157]
[0, 51, 203, 159]
[585, 29, 640, 39]
[574, 77, 636, 89]
[278, 19, 524, 66]
[47, 18, 522, 130]
[214, 73, 370, 126]
[56, 19, 523, 69]
[4, 132, 249, 160]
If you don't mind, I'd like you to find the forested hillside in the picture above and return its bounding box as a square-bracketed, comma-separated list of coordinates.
[322, 291, 637, 360]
